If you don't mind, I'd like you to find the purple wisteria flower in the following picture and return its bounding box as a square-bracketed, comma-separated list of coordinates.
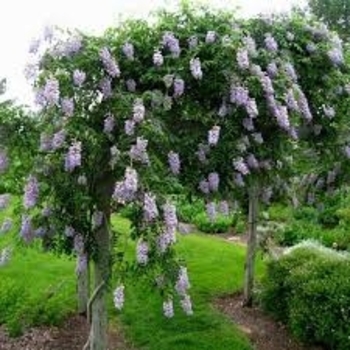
[208, 172, 219, 192]
[143, 192, 159, 222]
[112, 167, 138, 202]
[136, 240, 149, 265]
[188, 35, 198, 49]
[242, 117, 254, 131]
[0, 151, 8, 173]
[234, 173, 245, 187]
[60, 35, 82, 57]
[132, 98, 145, 123]
[153, 50, 164, 66]
[242, 36, 257, 56]
[267, 62, 278, 77]
[264, 34, 278, 52]
[168, 151, 180, 175]
[285, 89, 299, 111]
[99, 77, 112, 99]
[205, 31, 216, 44]
[175, 266, 190, 296]
[246, 154, 259, 170]
[125, 119, 135, 136]
[103, 113, 115, 134]
[99, 47, 120, 78]
[65, 226, 75, 237]
[43, 78, 60, 106]
[24, 175, 39, 209]
[284, 63, 298, 82]
[208, 126, 220, 146]
[65, 141, 82, 172]
[180, 294, 193, 315]
[130, 137, 149, 164]
[0, 218, 12, 234]
[190, 58, 203, 80]
[163, 299, 174, 318]
[236, 48, 249, 70]
[234, 158, 250, 175]
[122, 42, 134, 60]
[20, 215, 33, 243]
[206, 202, 216, 222]
[173, 78, 185, 98]
[246, 98, 258, 118]
[230, 86, 249, 106]
[196, 143, 209, 163]
[73, 70, 86, 87]
[162, 32, 181, 58]
[199, 180, 210, 194]
[0, 194, 10, 210]
[219, 201, 229, 216]
[126, 79, 136, 92]
[163, 202, 178, 229]
[113, 285, 125, 310]
[61, 97, 74, 117]
[293, 84, 312, 121]
[328, 47, 343, 66]
[52, 129, 66, 150]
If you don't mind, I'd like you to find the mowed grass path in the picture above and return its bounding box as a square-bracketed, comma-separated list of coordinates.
[0, 212, 264, 349]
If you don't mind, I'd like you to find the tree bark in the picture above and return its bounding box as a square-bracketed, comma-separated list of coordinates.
[243, 185, 259, 307]
[77, 258, 90, 316]
[89, 174, 114, 350]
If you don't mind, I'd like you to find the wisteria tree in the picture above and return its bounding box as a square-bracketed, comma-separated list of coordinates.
[18, 2, 350, 349]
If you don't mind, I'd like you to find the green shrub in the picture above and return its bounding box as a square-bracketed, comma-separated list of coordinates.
[176, 199, 205, 224]
[193, 212, 231, 234]
[260, 242, 350, 350]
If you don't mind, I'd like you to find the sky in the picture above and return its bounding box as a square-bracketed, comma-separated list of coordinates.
[0, 0, 306, 106]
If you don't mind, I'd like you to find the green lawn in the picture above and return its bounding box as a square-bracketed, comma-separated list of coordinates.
[0, 212, 264, 349]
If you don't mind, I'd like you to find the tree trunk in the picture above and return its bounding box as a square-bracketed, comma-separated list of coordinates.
[89, 174, 114, 350]
[77, 258, 90, 316]
[243, 186, 259, 307]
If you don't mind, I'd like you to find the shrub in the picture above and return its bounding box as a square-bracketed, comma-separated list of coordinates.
[260, 241, 350, 350]
[193, 212, 232, 234]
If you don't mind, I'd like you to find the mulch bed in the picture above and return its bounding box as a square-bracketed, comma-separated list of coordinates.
[215, 293, 324, 350]
[0, 314, 134, 350]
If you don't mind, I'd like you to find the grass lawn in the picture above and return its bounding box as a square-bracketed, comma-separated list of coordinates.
[0, 212, 264, 349]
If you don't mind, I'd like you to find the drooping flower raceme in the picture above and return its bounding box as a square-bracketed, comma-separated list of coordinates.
[132, 98, 145, 123]
[24, 175, 39, 209]
[168, 151, 180, 175]
[206, 202, 216, 222]
[153, 50, 164, 66]
[162, 32, 181, 58]
[61, 97, 74, 117]
[173, 78, 185, 97]
[103, 114, 115, 134]
[0, 218, 12, 234]
[73, 70, 86, 87]
[234, 158, 250, 175]
[163, 299, 174, 318]
[99, 77, 112, 99]
[219, 201, 229, 216]
[52, 130, 66, 150]
[199, 179, 210, 194]
[65, 141, 82, 172]
[0, 152, 7, 173]
[20, 215, 33, 243]
[236, 48, 249, 70]
[122, 42, 134, 60]
[264, 33, 278, 52]
[136, 240, 149, 265]
[0, 194, 10, 210]
[208, 172, 219, 192]
[125, 119, 135, 136]
[113, 285, 125, 310]
[190, 58, 203, 80]
[208, 126, 220, 146]
[43, 78, 60, 106]
[175, 266, 190, 296]
[99, 47, 121, 78]
[129, 137, 149, 164]
[126, 79, 136, 92]
[143, 192, 159, 222]
[180, 294, 193, 315]
[205, 31, 216, 44]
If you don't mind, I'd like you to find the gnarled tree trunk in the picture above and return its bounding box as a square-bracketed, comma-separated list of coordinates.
[243, 185, 259, 307]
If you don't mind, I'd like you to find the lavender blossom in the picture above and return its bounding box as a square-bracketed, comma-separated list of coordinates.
[129, 137, 149, 164]
[294, 85, 312, 121]
[275, 105, 291, 131]
[208, 126, 220, 146]
[328, 47, 343, 65]
[125, 119, 135, 136]
[246, 98, 258, 118]
[20, 215, 33, 243]
[61, 97, 74, 117]
[234, 173, 245, 187]
[285, 89, 299, 111]
[190, 58, 203, 80]
[208, 172, 219, 192]
[219, 201, 229, 216]
[242, 36, 257, 56]
[0, 194, 10, 210]
[60, 36, 82, 57]
[199, 180, 210, 194]
[52, 130, 66, 150]
[0, 218, 12, 234]
[136, 240, 149, 265]
[175, 266, 190, 296]
[242, 117, 254, 131]
[188, 36, 198, 49]
[122, 42, 134, 60]
[260, 74, 274, 96]
[65, 226, 75, 237]
[0, 152, 8, 173]
[43, 78, 60, 106]
[103, 114, 115, 134]
[162, 32, 181, 58]
[267, 62, 278, 77]
[153, 50, 164, 66]
[246, 154, 259, 170]
[113, 285, 125, 310]
[284, 63, 298, 82]
[143, 192, 159, 222]
[99, 77, 112, 99]
[112, 167, 138, 202]
[163, 299, 174, 318]
[236, 48, 249, 70]
[205, 31, 216, 44]
[168, 151, 180, 175]
[264, 34, 278, 52]
[230, 86, 249, 106]
[173, 78, 185, 98]
[126, 79, 136, 92]
[133, 98, 145, 123]
[73, 70, 86, 87]
[181, 294, 193, 315]
[234, 158, 250, 175]
[64, 141, 82, 172]
[206, 202, 216, 222]
[24, 175, 39, 209]
[99, 47, 121, 78]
